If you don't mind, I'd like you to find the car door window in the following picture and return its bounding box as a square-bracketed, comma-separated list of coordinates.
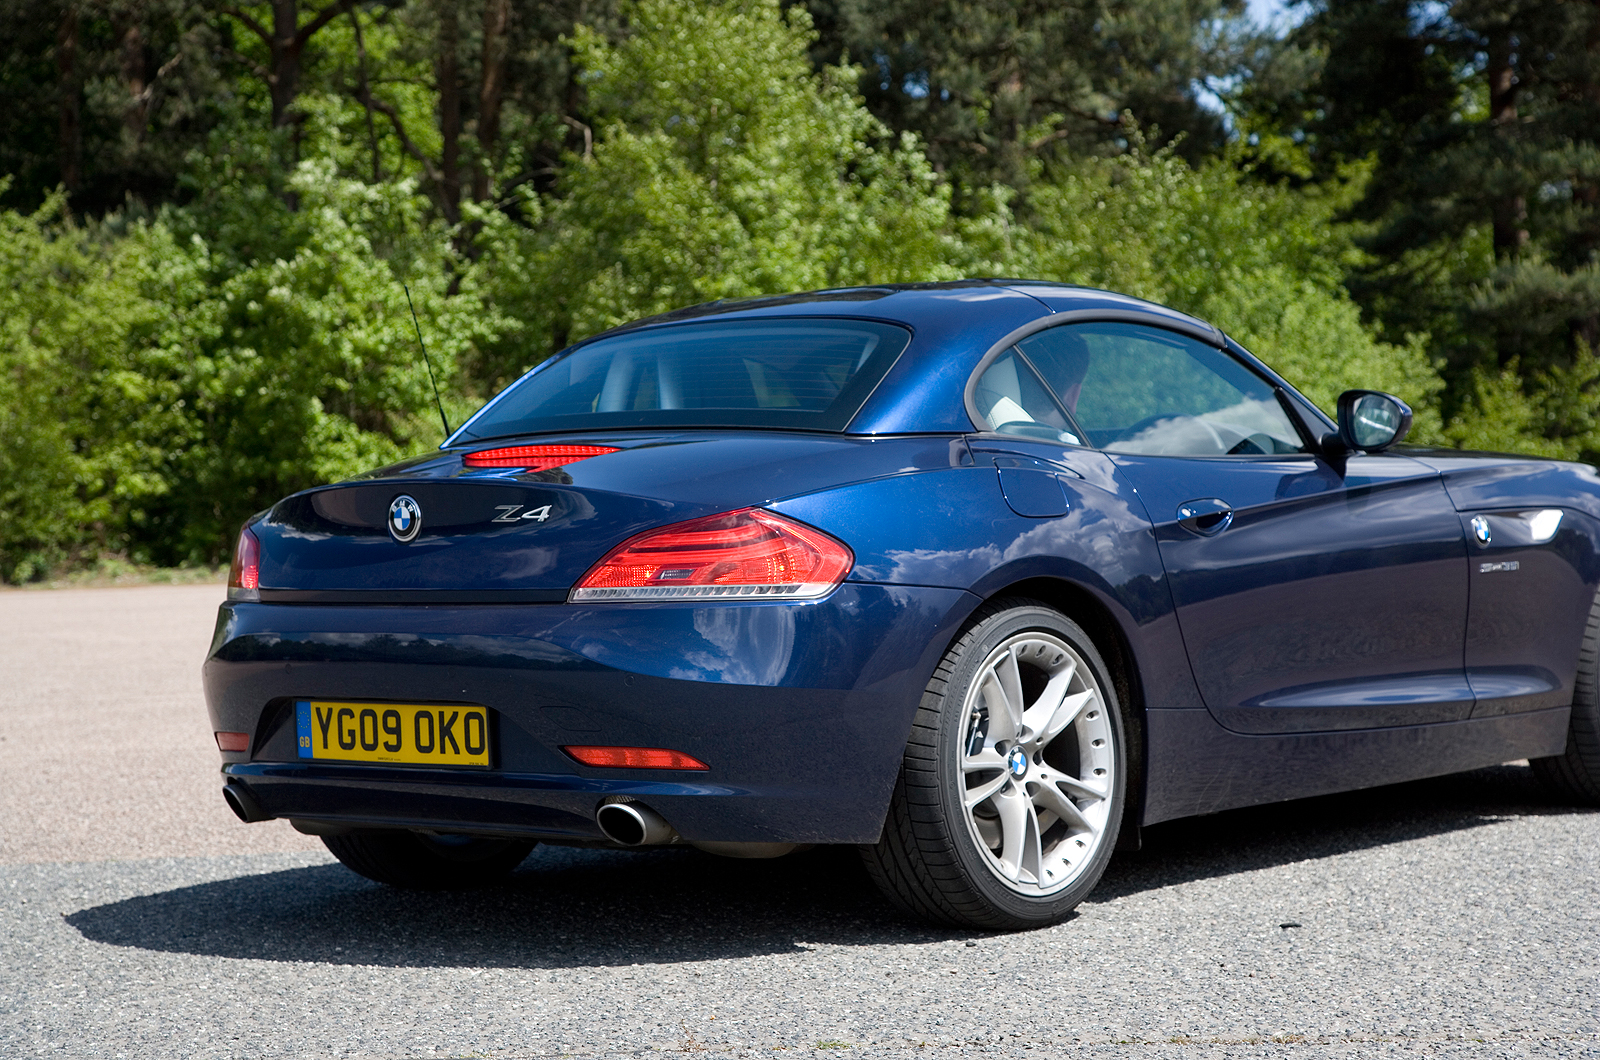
[1018, 323, 1307, 456]
[971, 349, 1082, 444]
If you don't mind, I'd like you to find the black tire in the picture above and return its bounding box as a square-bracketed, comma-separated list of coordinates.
[322, 830, 536, 890]
[1532, 588, 1600, 803]
[861, 598, 1127, 930]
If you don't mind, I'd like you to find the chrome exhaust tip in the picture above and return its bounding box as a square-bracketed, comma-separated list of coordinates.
[596, 801, 678, 846]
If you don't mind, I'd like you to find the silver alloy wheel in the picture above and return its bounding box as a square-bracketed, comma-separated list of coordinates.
[958, 631, 1116, 896]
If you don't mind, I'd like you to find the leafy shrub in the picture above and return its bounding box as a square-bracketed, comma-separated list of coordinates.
[141, 162, 494, 564]
[0, 166, 492, 580]
[0, 191, 182, 580]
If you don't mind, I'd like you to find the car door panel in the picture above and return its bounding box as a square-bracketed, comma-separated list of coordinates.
[1111, 452, 1471, 734]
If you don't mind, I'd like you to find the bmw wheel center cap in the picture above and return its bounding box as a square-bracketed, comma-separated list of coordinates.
[388, 495, 423, 542]
[1007, 746, 1028, 779]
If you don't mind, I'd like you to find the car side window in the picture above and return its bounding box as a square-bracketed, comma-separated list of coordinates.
[971, 349, 1082, 444]
[1018, 323, 1308, 456]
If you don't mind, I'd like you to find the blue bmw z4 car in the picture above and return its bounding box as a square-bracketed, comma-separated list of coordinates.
[204, 280, 1600, 929]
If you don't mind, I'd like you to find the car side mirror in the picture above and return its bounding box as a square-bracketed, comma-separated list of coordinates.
[1325, 390, 1412, 455]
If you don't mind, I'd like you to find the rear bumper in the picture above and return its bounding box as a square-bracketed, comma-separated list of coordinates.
[204, 584, 978, 844]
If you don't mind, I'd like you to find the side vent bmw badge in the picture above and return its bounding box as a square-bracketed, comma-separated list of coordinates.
[388, 495, 423, 542]
[1471, 515, 1491, 546]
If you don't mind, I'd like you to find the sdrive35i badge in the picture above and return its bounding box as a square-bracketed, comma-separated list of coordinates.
[388, 495, 422, 542]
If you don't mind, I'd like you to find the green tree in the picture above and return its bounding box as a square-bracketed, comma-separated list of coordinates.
[141, 161, 495, 562]
[1244, 0, 1600, 458]
[0, 0, 229, 214]
[473, 0, 1001, 382]
[802, 0, 1250, 207]
[0, 189, 194, 579]
[1020, 139, 1444, 435]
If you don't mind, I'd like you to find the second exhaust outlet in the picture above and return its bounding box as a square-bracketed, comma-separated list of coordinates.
[596, 801, 678, 846]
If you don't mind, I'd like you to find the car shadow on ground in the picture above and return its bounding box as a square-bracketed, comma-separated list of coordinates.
[65, 763, 1592, 969]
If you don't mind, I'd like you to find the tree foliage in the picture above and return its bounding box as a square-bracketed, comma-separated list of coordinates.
[473, 0, 995, 374]
[0, 166, 486, 575]
[1018, 139, 1443, 435]
[1, 0, 1596, 580]
[1241, 0, 1600, 458]
[0, 190, 178, 580]
[804, 0, 1251, 204]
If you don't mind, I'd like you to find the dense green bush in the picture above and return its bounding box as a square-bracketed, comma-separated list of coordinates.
[141, 163, 494, 564]
[0, 191, 180, 581]
[0, 168, 488, 577]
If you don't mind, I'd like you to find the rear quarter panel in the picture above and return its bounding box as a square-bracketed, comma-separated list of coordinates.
[768, 448, 1203, 715]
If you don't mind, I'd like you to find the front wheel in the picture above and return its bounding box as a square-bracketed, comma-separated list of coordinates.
[862, 599, 1126, 929]
[323, 830, 536, 890]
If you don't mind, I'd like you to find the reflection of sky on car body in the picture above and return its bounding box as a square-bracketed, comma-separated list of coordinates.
[867, 493, 1146, 592]
[672, 605, 798, 685]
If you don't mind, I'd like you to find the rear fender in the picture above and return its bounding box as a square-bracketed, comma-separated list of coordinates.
[769, 462, 1203, 715]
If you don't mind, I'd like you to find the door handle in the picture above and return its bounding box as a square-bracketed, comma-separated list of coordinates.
[1177, 498, 1233, 536]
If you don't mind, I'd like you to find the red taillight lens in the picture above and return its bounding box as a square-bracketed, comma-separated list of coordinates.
[228, 526, 260, 599]
[462, 444, 619, 470]
[562, 746, 709, 770]
[570, 508, 853, 602]
[215, 731, 250, 753]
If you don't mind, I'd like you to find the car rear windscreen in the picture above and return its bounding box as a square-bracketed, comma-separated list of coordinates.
[456, 318, 912, 439]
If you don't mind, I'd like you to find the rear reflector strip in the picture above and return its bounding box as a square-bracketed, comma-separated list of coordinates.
[562, 746, 709, 770]
[215, 731, 250, 752]
[462, 444, 619, 470]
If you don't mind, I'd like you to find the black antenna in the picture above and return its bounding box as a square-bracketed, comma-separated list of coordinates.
[403, 282, 453, 441]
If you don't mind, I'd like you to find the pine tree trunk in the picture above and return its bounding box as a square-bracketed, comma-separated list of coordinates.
[473, 0, 511, 204]
[121, 21, 147, 148]
[437, 0, 462, 226]
[1488, 28, 1528, 259]
[56, 4, 80, 194]
[270, 0, 301, 129]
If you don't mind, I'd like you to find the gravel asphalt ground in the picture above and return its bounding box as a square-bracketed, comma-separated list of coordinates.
[2, 584, 1598, 1059]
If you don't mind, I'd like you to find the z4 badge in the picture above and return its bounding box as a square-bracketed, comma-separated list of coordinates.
[492, 504, 553, 524]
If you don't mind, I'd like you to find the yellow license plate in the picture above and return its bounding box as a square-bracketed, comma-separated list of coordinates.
[295, 701, 491, 767]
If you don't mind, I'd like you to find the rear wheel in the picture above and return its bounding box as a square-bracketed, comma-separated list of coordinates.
[862, 599, 1126, 929]
[322, 831, 536, 890]
[1532, 589, 1600, 803]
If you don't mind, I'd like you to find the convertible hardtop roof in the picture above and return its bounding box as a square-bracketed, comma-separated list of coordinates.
[592, 280, 1221, 341]
[496, 281, 1254, 437]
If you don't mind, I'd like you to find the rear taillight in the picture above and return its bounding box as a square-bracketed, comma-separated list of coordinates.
[462, 444, 619, 470]
[570, 508, 853, 602]
[228, 526, 260, 602]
